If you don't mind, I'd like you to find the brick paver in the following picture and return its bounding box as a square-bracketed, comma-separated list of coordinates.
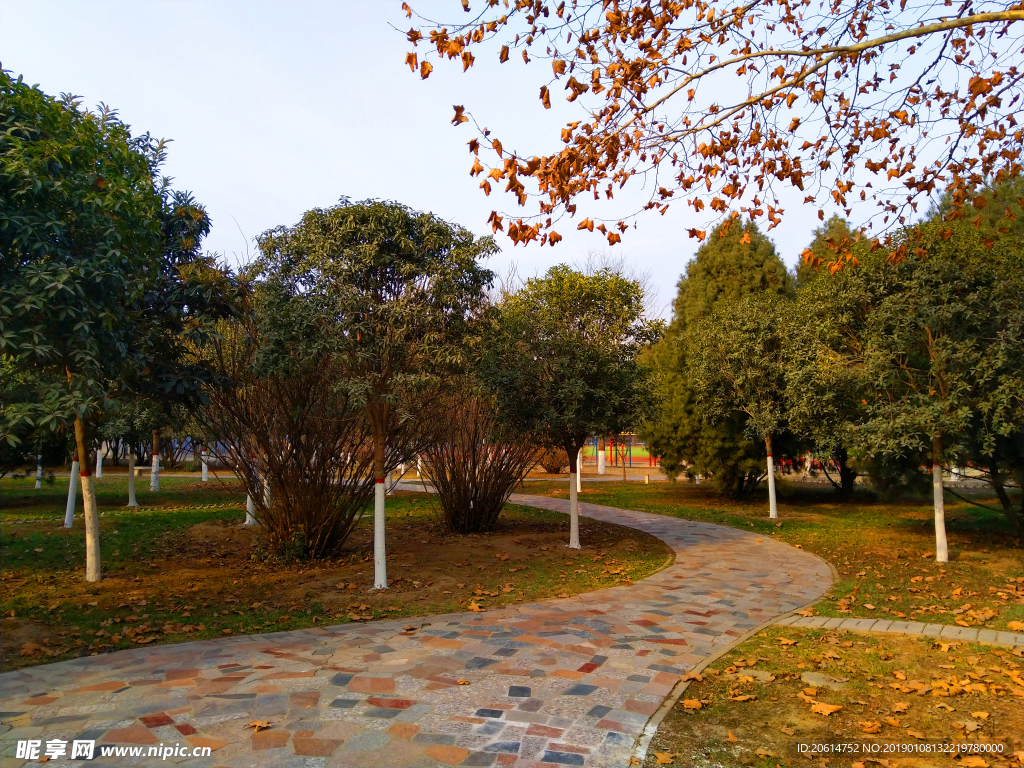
[0, 494, 832, 767]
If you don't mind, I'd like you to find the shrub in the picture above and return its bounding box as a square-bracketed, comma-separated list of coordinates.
[538, 448, 569, 474]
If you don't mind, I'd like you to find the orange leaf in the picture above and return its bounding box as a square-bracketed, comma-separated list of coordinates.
[247, 720, 273, 733]
[682, 699, 702, 710]
[451, 105, 469, 126]
[540, 85, 551, 109]
[726, 730, 738, 742]
[420, 60, 433, 79]
[810, 702, 843, 716]
[405, 52, 418, 72]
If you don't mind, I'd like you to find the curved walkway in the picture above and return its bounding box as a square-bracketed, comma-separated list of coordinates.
[0, 494, 832, 768]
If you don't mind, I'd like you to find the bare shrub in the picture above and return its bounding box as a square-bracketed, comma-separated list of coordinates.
[195, 319, 385, 559]
[538, 448, 570, 474]
[423, 394, 539, 534]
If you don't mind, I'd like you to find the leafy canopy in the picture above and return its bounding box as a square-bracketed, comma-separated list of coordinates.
[481, 264, 661, 458]
[405, 0, 1022, 258]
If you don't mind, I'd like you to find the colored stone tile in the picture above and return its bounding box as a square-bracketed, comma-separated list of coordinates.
[426, 744, 471, 765]
[293, 737, 343, 756]
[252, 729, 290, 749]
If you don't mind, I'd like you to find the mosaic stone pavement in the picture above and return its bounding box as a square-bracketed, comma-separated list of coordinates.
[0, 494, 832, 768]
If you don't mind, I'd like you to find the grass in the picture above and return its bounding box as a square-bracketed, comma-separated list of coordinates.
[0, 474, 673, 671]
[645, 626, 1024, 767]
[526, 479, 1024, 632]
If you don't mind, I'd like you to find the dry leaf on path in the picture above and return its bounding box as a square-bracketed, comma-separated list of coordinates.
[971, 711, 989, 719]
[893, 702, 909, 712]
[726, 730, 738, 742]
[682, 671, 703, 682]
[457, 679, 470, 685]
[246, 720, 272, 732]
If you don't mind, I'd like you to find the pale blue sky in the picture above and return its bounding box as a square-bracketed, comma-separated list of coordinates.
[2, 0, 845, 316]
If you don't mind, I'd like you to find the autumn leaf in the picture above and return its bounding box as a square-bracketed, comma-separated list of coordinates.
[810, 701, 843, 716]
[451, 105, 469, 126]
[971, 711, 989, 719]
[457, 679, 470, 685]
[540, 85, 551, 109]
[777, 637, 797, 646]
[419, 60, 432, 79]
[726, 730, 738, 742]
[730, 694, 756, 702]
[467, 600, 483, 612]
[860, 721, 882, 734]
[893, 702, 909, 712]
[681, 699, 702, 710]
[906, 729, 926, 739]
[779, 725, 795, 736]
[246, 720, 273, 732]
[654, 753, 675, 765]
[682, 671, 703, 682]
[1007, 621, 1023, 631]
[959, 757, 989, 768]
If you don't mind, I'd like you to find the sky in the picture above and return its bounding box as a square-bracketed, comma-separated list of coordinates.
[2, 0, 848, 317]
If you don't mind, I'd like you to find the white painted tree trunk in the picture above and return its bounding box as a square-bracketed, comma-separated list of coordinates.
[374, 479, 388, 588]
[127, 453, 138, 507]
[597, 437, 606, 475]
[576, 450, 582, 493]
[244, 493, 256, 525]
[263, 472, 271, 508]
[81, 472, 101, 581]
[95, 445, 103, 478]
[765, 437, 778, 519]
[568, 464, 581, 549]
[933, 435, 948, 563]
[64, 459, 80, 528]
[201, 448, 209, 482]
[150, 454, 159, 492]
[386, 470, 394, 496]
[35, 456, 42, 489]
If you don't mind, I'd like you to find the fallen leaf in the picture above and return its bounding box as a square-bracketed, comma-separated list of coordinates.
[18, 641, 42, 657]
[731, 694, 756, 702]
[860, 720, 882, 734]
[1008, 621, 1024, 631]
[959, 758, 989, 768]
[755, 748, 777, 757]
[654, 753, 674, 765]
[726, 730, 738, 742]
[885, 717, 900, 727]
[467, 601, 483, 612]
[971, 711, 989, 719]
[906, 729, 926, 739]
[682, 671, 703, 682]
[863, 603, 876, 610]
[803, 687, 818, 697]
[246, 720, 272, 732]
[777, 637, 797, 646]
[681, 699, 702, 710]
[780, 725, 795, 736]
[457, 679, 470, 685]
[810, 702, 843, 716]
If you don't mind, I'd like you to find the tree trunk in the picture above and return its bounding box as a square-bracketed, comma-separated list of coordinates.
[95, 444, 103, 478]
[127, 452, 138, 507]
[64, 457, 79, 528]
[566, 440, 582, 549]
[74, 415, 101, 582]
[989, 461, 1024, 548]
[35, 455, 42, 489]
[149, 431, 160, 492]
[597, 436, 606, 475]
[576, 449, 582, 493]
[245, 493, 256, 525]
[933, 434, 949, 563]
[201, 447, 209, 482]
[372, 419, 388, 589]
[837, 447, 857, 500]
[765, 435, 778, 519]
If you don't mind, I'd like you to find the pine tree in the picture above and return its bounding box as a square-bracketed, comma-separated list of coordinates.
[642, 219, 794, 497]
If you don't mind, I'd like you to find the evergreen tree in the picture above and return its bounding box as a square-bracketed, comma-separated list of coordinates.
[796, 215, 858, 288]
[642, 219, 795, 497]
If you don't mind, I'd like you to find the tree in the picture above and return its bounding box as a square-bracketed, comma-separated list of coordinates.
[689, 292, 793, 518]
[0, 72, 227, 581]
[255, 199, 495, 588]
[837, 222, 1023, 557]
[481, 264, 661, 547]
[405, 1, 1022, 255]
[642, 220, 793, 497]
[796, 215, 858, 288]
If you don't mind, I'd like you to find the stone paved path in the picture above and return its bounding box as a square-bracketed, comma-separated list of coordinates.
[0, 494, 831, 768]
